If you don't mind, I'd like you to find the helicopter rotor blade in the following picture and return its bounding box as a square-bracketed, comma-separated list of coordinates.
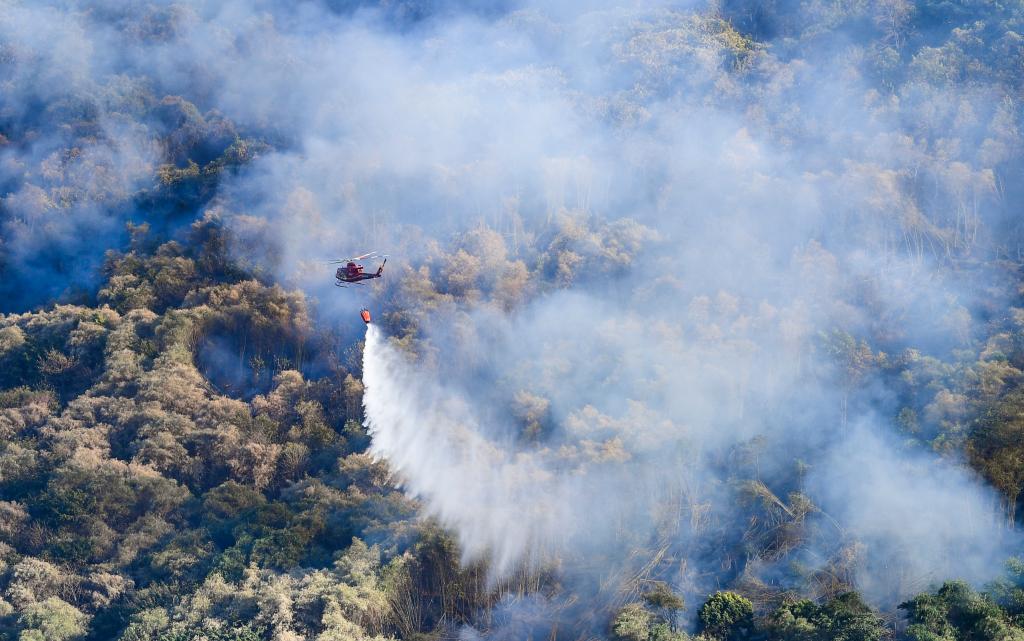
[327, 251, 387, 262]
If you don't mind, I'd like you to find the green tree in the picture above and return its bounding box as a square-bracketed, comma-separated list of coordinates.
[611, 603, 688, 641]
[968, 389, 1024, 525]
[612, 604, 654, 641]
[990, 558, 1024, 624]
[900, 581, 1024, 641]
[156, 623, 264, 641]
[643, 582, 686, 628]
[17, 597, 88, 641]
[767, 593, 886, 641]
[698, 592, 754, 641]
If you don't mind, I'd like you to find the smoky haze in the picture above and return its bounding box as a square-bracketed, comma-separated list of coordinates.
[2, 0, 1021, 630]
[313, 0, 1016, 616]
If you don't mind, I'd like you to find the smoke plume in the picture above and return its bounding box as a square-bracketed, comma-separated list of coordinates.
[4, 0, 1023, 623]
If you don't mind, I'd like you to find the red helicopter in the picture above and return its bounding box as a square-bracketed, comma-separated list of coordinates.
[329, 251, 387, 287]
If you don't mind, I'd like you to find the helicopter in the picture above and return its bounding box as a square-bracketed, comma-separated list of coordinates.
[329, 251, 387, 287]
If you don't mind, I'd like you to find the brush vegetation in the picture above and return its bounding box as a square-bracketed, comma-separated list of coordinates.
[4, 0, 1024, 640]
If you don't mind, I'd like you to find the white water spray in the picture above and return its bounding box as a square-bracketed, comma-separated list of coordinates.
[362, 324, 570, 577]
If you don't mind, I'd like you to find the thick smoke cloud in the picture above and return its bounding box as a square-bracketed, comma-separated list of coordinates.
[2, 0, 1021, 625]
[809, 425, 1015, 603]
[363, 286, 1016, 610]
[307, 2, 1019, 612]
[0, 3, 164, 309]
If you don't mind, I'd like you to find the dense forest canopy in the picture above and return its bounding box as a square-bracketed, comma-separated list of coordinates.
[4, 0, 1024, 639]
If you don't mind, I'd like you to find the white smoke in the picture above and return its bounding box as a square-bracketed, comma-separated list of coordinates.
[362, 290, 1017, 605]
[4, 0, 1017, 614]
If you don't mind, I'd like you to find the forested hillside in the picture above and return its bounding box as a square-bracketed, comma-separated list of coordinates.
[4, 1, 1024, 639]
